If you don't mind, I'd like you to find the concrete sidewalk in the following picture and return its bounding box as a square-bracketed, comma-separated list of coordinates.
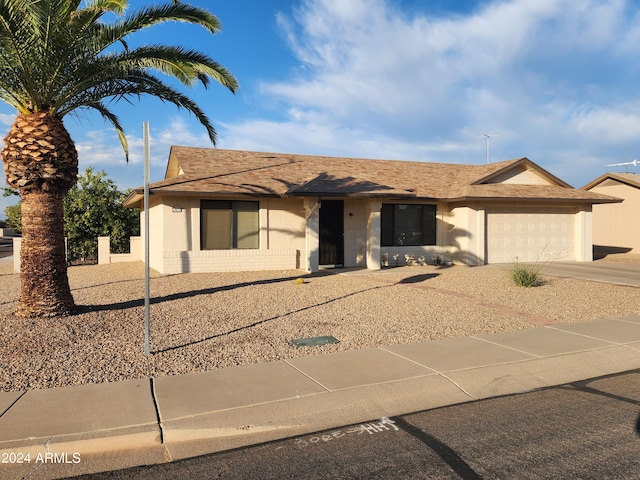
[1, 316, 640, 479]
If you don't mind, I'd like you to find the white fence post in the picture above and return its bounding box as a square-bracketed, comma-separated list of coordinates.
[13, 237, 21, 273]
[98, 236, 110, 265]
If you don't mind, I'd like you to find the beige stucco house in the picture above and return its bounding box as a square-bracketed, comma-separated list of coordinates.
[123, 147, 619, 275]
[583, 172, 640, 255]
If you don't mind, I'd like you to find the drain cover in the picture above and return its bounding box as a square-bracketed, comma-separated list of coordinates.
[289, 335, 340, 348]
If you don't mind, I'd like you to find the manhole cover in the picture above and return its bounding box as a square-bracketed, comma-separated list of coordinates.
[289, 335, 340, 348]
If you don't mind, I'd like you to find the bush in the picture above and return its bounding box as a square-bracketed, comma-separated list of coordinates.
[509, 260, 544, 287]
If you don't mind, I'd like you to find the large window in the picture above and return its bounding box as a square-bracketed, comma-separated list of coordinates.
[381, 204, 436, 246]
[201, 200, 259, 249]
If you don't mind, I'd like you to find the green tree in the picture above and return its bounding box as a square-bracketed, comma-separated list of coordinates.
[4, 204, 21, 233]
[64, 168, 140, 262]
[3, 187, 20, 232]
[0, 0, 237, 317]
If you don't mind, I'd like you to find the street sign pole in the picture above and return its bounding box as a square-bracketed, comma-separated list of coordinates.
[143, 122, 150, 356]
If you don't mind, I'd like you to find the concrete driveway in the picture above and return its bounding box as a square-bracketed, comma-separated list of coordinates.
[536, 261, 640, 287]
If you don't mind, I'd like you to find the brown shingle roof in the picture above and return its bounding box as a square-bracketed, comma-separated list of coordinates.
[124, 147, 620, 207]
[582, 172, 640, 190]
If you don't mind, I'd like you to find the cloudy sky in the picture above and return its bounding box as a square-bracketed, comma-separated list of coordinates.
[3, 0, 640, 218]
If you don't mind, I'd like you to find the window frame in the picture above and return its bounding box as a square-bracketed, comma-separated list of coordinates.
[200, 200, 260, 250]
[380, 203, 436, 247]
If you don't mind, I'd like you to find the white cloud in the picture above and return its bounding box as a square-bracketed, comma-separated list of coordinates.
[224, 0, 640, 186]
[0, 113, 14, 127]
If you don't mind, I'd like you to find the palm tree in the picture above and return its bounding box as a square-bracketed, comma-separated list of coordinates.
[0, 0, 237, 317]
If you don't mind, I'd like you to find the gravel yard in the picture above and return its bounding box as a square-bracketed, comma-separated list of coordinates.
[1, 259, 639, 393]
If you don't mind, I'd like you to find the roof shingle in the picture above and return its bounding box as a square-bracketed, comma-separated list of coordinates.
[124, 147, 620, 207]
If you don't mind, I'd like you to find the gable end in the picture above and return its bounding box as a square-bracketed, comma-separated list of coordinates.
[482, 164, 556, 186]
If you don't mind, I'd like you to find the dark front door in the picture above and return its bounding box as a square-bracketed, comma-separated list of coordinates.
[319, 200, 344, 266]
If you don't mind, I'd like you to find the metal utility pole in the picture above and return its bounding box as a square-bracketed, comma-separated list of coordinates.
[482, 134, 498, 164]
[144, 122, 150, 356]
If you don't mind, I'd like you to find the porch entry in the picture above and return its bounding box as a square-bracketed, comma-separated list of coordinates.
[319, 200, 344, 266]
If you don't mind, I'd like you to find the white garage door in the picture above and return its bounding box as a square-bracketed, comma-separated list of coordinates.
[486, 210, 575, 264]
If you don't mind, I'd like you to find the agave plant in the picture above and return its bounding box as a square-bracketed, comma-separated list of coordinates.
[0, 0, 237, 317]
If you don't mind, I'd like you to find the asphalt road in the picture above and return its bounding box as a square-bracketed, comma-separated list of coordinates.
[71, 370, 640, 480]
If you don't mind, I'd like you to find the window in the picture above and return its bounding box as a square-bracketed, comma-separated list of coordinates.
[201, 200, 259, 249]
[381, 204, 436, 246]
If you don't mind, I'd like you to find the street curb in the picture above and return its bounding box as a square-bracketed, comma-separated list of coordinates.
[5, 345, 637, 480]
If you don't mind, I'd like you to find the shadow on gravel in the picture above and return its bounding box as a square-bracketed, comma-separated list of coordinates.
[78, 274, 308, 313]
[73, 267, 441, 354]
[76, 268, 396, 313]
[397, 273, 439, 284]
[154, 284, 387, 354]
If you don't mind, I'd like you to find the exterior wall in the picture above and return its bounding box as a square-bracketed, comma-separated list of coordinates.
[344, 199, 368, 268]
[590, 183, 640, 253]
[366, 200, 382, 270]
[264, 198, 306, 252]
[158, 195, 197, 253]
[151, 195, 304, 274]
[574, 206, 593, 261]
[144, 196, 165, 272]
[438, 204, 485, 265]
[304, 198, 320, 272]
[143, 194, 595, 273]
[162, 249, 298, 274]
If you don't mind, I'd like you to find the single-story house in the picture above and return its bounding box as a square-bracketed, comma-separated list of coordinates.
[582, 172, 640, 255]
[123, 147, 620, 274]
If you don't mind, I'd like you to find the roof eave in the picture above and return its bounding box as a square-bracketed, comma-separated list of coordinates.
[287, 191, 418, 198]
[445, 195, 623, 204]
[582, 173, 640, 190]
[123, 191, 143, 208]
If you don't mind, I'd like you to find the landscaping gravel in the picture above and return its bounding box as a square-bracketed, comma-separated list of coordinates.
[1, 259, 639, 393]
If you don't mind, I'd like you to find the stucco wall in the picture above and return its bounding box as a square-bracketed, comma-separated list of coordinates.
[344, 199, 368, 267]
[439, 204, 485, 265]
[263, 198, 306, 253]
[143, 196, 166, 273]
[161, 196, 198, 252]
[150, 196, 304, 274]
[590, 182, 640, 253]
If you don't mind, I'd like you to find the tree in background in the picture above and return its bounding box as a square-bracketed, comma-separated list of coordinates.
[64, 168, 140, 262]
[4, 168, 140, 261]
[0, 1, 237, 317]
[2, 187, 20, 232]
[4, 204, 21, 232]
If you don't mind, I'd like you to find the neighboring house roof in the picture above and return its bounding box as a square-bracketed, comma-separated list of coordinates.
[582, 172, 640, 190]
[124, 147, 620, 207]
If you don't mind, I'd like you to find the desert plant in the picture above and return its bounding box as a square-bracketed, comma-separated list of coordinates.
[509, 259, 543, 287]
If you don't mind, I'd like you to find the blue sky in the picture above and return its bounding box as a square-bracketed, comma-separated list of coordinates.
[3, 0, 640, 218]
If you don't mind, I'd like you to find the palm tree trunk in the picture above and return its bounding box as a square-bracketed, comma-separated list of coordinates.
[17, 190, 75, 317]
[2, 112, 78, 318]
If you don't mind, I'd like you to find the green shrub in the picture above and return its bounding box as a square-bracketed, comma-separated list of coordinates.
[509, 261, 543, 287]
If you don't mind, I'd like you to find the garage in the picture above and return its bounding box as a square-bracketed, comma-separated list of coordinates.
[486, 209, 575, 264]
